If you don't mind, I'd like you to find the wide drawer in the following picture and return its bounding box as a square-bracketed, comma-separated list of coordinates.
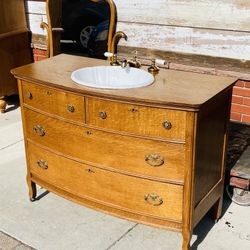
[21, 81, 85, 122]
[86, 97, 187, 141]
[28, 142, 183, 222]
[24, 108, 185, 183]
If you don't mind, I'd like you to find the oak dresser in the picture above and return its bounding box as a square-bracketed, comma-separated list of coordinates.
[12, 54, 236, 250]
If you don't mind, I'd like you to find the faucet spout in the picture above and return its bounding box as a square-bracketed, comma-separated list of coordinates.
[111, 31, 127, 55]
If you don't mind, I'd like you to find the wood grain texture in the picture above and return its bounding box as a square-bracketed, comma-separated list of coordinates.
[25, 0, 250, 60]
[0, 0, 28, 34]
[22, 81, 85, 122]
[11, 54, 236, 111]
[28, 141, 183, 222]
[86, 97, 187, 140]
[117, 22, 250, 60]
[24, 108, 186, 184]
[32, 175, 183, 231]
[0, 1, 33, 110]
[194, 90, 231, 206]
[115, 0, 250, 32]
[182, 112, 197, 250]
[17, 79, 37, 200]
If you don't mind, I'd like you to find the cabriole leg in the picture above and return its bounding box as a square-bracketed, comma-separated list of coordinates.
[27, 178, 37, 202]
[182, 230, 191, 250]
[0, 97, 6, 113]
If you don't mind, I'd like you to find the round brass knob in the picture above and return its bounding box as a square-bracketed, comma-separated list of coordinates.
[27, 91, 33, 100]
[33, 125, 46, 136]
[99, 111, 107, 119]
[163, 121, 172, 130]
[144, 194, 163, 206]
[67, 104, 75, 113]
[145, 154, 165, 167]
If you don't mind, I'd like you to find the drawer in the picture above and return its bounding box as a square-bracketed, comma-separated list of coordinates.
[22, 81, 85, 122]
[28, 142, 183, 222]
[86, 98, 187, 141]
[24, 108, 185, 183]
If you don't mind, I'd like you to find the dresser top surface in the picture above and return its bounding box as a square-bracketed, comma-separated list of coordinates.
[12, 54, 236, 110]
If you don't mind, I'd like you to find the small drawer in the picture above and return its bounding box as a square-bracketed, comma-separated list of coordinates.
[24, 108, 185, 183]
[86, 98, 186, 141]
[28, 142, 183, 222]
[22, 81, 85, 122]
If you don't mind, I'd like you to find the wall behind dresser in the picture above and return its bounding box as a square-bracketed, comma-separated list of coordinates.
[25, 0, 250, 60]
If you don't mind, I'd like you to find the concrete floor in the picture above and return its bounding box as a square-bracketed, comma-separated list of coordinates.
[0, 100, 250, 250]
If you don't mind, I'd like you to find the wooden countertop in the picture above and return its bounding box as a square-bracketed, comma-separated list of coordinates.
[12, 54, 237, 111]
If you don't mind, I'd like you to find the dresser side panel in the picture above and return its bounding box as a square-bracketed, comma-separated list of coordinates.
[194, 90, 232, 207]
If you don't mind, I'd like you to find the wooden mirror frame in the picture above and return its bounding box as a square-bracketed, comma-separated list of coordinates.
[42, 0, 117, 58]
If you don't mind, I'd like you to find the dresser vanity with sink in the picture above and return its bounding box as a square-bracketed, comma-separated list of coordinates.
[12, 54, 236, 250]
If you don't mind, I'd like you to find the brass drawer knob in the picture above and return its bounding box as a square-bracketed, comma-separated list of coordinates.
[162, 121, 172, 130]
[37, 160, 48, 170]
[33, 125, 46, 136]
[67, 104, 75, 113]
[27, 91, 33, 100]
[99, 111, 107, 119]
[145, 154, 164, 167]
[144, 194, 163, 206]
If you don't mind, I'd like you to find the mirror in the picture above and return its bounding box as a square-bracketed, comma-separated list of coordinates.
[42, 0, 117, 59]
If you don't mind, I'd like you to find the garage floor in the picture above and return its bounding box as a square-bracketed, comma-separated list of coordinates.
[0, 97, 249, 250]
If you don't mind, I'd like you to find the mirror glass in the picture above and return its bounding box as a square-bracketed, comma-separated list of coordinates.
[59, 0, 112, 59]
[47, 0, 116, 58]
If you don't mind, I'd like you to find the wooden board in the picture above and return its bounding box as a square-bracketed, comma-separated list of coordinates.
[0, 0, 28, 34]
[25, 0, 250, 61]
[117, 22, 250, 60]
[115, 0, 250, 32]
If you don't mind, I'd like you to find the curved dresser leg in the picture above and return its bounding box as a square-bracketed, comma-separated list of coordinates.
[27, 179, 37, 202]
[182, 230, 191, 250]
[0, 97, 7, 113]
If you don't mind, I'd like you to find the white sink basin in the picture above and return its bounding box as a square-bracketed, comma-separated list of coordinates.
[71, 66, 154, 89]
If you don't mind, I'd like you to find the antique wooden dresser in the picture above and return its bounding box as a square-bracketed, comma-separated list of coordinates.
[12, 54, 236, 249]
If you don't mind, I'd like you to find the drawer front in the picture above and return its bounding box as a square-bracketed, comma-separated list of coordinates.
[28, 142, 183, 221]
[22, 81, 85, 122]
[24, 108, 185, 183]
[86, 98, 186, 141]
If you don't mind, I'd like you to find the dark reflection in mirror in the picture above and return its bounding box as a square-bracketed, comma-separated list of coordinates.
[60, 0, 112, 59]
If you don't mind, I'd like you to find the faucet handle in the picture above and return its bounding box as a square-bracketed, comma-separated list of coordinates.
[132, 50, 138, 57]
[104, 52, 113, 58]
[155, 59, 166, 65]
[148, 58, 166, 74]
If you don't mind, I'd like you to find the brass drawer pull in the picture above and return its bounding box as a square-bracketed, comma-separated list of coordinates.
[162, 121, 172, 130]
[33, 125, 46, 136]
[46, 91, 53, 96]
[145, 154, 164, 167]
[27, 91, 33, 100]
[99, 111, 107, 119]
[128, 108, 139, 113]
[144, 194, 163, 206]
[37, 160, 48, 170]
[67, 104, 75, 113]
